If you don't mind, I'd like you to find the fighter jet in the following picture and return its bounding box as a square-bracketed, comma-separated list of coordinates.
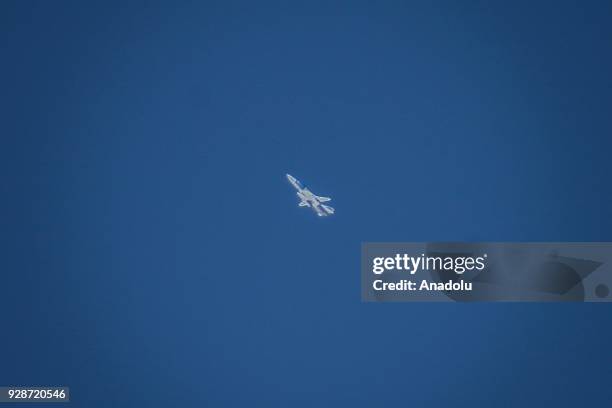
[286, 174, 335, 217]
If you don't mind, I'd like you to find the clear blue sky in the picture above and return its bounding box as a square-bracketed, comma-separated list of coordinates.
[2, 1, 612, 406]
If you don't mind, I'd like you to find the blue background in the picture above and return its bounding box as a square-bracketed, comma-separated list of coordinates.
[2, 1, 612, 406]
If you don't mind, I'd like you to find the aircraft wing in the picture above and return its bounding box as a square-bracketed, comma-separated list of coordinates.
[317, 196, 331, 202]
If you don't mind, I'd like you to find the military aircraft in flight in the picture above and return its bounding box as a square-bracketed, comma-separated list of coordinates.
[286, 174, 335, 217]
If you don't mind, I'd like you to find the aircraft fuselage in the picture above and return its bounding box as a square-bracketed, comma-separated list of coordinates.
[286, 174, 334, 217]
